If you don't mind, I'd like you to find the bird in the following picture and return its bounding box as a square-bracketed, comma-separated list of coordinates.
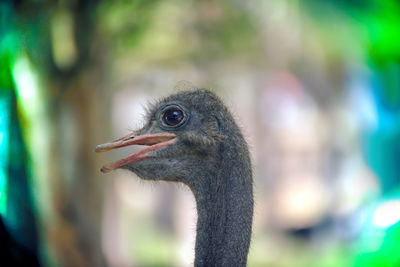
[95, 89, 253, 266]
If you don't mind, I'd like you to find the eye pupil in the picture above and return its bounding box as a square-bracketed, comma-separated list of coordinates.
[162, 108, 184, 126]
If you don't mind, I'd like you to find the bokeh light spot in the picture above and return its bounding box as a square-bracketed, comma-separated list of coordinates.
[372, 200, 400, 228]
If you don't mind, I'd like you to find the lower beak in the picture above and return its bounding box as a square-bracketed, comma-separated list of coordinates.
[95, 132, 176, 173]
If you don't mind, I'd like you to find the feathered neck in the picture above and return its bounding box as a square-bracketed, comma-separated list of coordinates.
[189, 142, 253, 267]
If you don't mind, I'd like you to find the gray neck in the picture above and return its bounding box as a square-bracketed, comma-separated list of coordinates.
[189, 145, 253, 267]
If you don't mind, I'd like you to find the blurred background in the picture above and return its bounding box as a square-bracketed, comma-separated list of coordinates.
[1, 0, 400, 266]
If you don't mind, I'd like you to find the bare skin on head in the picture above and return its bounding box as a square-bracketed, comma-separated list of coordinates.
[95, 89, 253, 267]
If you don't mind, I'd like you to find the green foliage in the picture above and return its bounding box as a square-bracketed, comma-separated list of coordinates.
[193, 2, 260, 60]
[355, 208, 400, 267]
[301, 0, 400, 64]
[0, 3, 14, 90]
[97, 0, 161, 52]
[363, 0, 400, 64]
[0, 46, 13, 90]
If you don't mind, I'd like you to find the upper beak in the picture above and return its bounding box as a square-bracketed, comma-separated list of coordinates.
[95, 132, 176, 173]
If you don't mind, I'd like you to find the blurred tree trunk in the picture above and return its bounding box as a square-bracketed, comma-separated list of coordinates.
[12, 0, 110, 266]
[48, 69, 109, 267]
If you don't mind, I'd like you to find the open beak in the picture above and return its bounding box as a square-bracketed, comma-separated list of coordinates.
[95, 132, 176, 173]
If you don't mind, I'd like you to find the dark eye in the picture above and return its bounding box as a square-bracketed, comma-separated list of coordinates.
[162, 107, 185, 127]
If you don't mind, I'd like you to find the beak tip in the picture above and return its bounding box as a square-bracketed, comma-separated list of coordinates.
[100, 167, 111, 173]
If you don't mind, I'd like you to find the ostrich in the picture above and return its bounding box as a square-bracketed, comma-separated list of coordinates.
[95, 89, 253, 266]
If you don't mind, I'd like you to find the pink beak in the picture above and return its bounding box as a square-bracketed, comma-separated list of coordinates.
[95, 132, 176, 173]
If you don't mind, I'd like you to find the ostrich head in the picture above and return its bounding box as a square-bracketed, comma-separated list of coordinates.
[96, 89, 247, 187]
[96, 89, 253, 266]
